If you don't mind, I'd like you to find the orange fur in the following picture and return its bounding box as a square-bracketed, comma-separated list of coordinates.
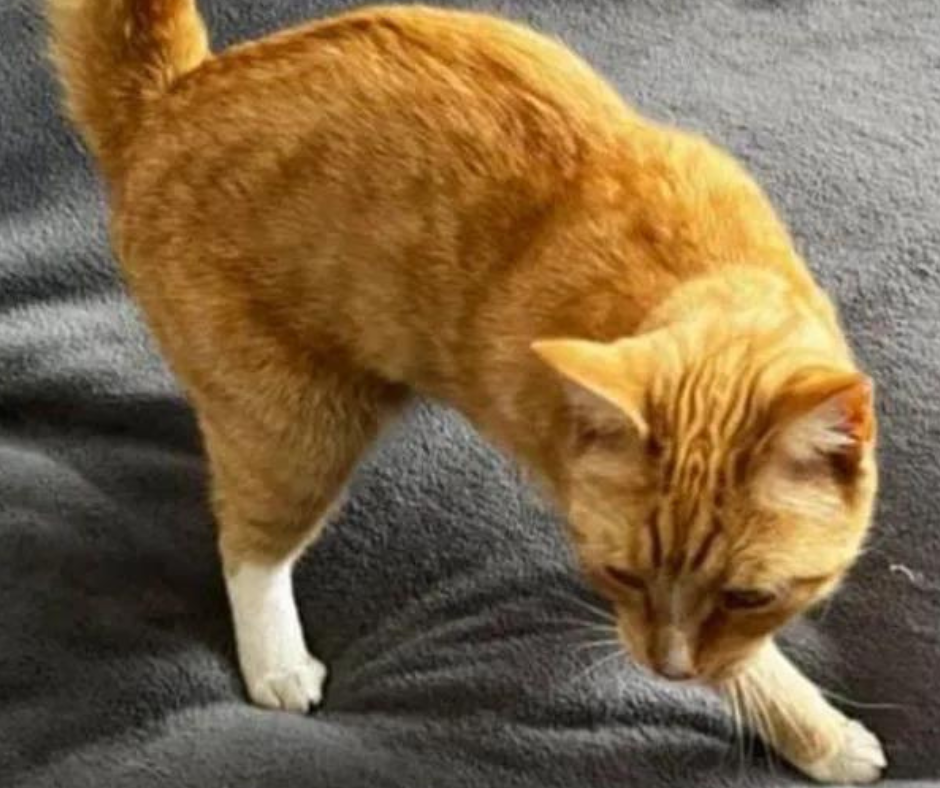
[47, 2, 883, 780]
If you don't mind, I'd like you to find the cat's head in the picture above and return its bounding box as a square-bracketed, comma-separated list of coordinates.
[533, 327, 876, 685]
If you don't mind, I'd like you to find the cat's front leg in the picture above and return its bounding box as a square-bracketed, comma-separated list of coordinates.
[721, 640, 886, 784]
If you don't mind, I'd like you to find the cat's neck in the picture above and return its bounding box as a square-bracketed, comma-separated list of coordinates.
[483, 264, 853, 501]
[654, 264, 837, 325]
[646, 265, 850, 362]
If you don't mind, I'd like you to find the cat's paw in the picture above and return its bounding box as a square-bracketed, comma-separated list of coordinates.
[799, 720, 886, 784]
[247, 655, 328, 713]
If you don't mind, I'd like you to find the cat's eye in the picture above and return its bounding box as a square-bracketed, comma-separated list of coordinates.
[604, 566, 646, 591]
[721, 587, 778, 611]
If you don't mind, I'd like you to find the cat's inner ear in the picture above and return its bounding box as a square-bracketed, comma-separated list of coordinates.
[531, 336, 652, 448]
[769, 370, 874, 470]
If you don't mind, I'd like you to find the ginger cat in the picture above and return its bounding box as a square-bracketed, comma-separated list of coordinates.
[47, 1, 885, 782]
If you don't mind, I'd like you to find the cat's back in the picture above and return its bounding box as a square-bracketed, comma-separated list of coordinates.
[115, 5, 637, 286]
[113, 7, 648, 384]
[112, 5, 646, 383]
[111, 4, 817, 393]
[121, 5, 634, 200]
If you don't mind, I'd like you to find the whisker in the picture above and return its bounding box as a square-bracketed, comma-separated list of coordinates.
[751, 684, 775, 747]
[547, 617, 618, 634]
[727, 687, 741, 773]
[566, 630, 620, 644]
[572, 633, 619, 642]
[723, 682, 747, 779]
[735, 682, 759, 770]
[736, 684, 751, 779]
[766, 693, 813, 755]
[567, 647, 625, 687]
[819, 687, 907, 711]
[746, 684, 780, 776]
[815, 592, 839, 623]
[573, 639, 623, 654]
[742, 688, 766, 764]
[551, 589, 617, 623]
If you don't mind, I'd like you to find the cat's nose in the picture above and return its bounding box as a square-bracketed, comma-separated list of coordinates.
[656, 661, 695, 681]
[653, 627, 696, 681]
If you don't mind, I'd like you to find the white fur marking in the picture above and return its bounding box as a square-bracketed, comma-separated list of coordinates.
[661, 627, 694, 679]
[226, 560, 327, 713]
[800, 720, 886, 784]
[661, 593, 695, 680]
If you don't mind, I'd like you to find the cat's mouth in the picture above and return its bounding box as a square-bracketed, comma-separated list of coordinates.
[627, 642, 752, 687]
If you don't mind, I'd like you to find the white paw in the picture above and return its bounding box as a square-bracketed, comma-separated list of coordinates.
[247, 655, 328, 713]
[800, 720, 887, 784]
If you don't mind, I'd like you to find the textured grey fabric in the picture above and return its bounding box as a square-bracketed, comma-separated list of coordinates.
[1, 0, 938, 786]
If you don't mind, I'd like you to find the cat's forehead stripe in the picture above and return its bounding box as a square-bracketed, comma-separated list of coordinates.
[688, 518, 722, 572]
[646, 509, 664, 569]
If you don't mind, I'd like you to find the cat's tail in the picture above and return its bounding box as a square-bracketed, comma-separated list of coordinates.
[46, 0, 209, 176]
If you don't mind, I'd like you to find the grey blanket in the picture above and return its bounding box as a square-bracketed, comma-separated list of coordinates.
[1, 0, 938, 785]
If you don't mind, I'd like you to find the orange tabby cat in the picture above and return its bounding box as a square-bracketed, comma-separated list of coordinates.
[47, 1, 885, 782]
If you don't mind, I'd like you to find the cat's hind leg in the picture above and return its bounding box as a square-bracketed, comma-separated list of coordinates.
[201, 368, 406, 713]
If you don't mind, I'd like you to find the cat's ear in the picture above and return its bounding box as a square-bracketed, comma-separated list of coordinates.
[531, 336, 654, 445]
[769, 370, 874, 468]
